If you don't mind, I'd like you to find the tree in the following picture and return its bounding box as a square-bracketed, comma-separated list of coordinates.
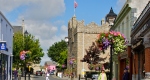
[81, 42, 106, 70]
[81, 42, 103, 64]
[13, 32, 44, 67]
[47, 40, 67, 65]
[58, 49, 67, 65]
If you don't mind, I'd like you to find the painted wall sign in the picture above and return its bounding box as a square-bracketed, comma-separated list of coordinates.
[131, 40, 143, 49]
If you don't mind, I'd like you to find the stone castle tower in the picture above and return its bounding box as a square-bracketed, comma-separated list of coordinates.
[67, 8, 117, 77]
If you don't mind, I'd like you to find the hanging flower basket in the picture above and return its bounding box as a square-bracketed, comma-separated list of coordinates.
[20, 51, 26, 60]
[20, 50, 32, 60]
[69, 58, 76, 65]
[96, 31, 128, 54]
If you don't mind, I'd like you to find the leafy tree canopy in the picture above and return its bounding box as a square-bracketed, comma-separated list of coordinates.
[47, 40, 67, 65]
[13, 32, 44, 67]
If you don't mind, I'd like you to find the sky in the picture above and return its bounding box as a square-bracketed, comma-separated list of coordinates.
[0, 0, 126, 66]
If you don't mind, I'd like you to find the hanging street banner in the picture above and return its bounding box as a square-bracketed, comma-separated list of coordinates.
[0, 41, 6, 50]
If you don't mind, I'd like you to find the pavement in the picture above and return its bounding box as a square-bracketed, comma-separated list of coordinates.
[51, 75, 85, 80]
[12, 74, 83, 80]
[12, 75, 34, 80]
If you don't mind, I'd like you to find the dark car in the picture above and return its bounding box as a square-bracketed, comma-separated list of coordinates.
[50, 70, 55, 75]
[36, 71, 42, 76]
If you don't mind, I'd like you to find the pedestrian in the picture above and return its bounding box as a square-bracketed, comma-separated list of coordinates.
[98, 69, 107, 80]
[14, 68, 18, 80]
[18, 68, 22, 80]
[122, 68, 129, 80]
[45, 72, 50, 80]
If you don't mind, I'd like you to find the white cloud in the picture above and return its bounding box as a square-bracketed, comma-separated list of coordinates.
[0, 0, 67, 65]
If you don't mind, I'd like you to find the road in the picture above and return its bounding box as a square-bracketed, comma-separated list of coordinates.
[23, 75, 68, 80]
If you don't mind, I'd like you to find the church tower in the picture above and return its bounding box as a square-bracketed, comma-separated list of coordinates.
[105, 7, 117, 26]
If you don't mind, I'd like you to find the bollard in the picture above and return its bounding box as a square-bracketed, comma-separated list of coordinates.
[28, 72, 30, 80]
[79, 74, 80, 80]
[85, 74, 87, 80]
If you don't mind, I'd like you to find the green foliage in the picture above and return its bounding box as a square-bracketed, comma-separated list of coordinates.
[13, 32, 44, 67]
[47, 40, 67, 65]
[58, 50, 67, 65]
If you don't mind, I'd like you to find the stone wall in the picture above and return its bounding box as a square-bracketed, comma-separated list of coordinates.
[68, 16, 111, 76]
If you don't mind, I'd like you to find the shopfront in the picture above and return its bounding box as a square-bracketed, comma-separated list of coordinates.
[0, 53, 9, 80]
[118, 46, 132, 80]
[131, 39, 145, 79]
[131, 1, 150, 79]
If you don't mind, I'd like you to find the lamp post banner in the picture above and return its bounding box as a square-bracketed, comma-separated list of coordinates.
[0, 41, 6, 50]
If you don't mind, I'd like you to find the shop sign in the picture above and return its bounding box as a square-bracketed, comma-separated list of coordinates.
[131, 40, 143, 49]
[0, 41, 6, 50]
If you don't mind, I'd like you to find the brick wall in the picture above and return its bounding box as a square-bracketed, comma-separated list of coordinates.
[145, 48, 150, 72]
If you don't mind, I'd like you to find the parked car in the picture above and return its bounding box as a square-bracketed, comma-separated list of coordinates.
[50, 70, 55, 75]
[35, 71, 42, 76]
[92, 74, 99, 80]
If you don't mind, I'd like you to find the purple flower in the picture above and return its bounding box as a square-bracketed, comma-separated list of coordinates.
[62, 64, 65, 68]
[20, 54, 25, 60]
[103, 39, 110, 49]
[69, 60, 73, 64]
[95, 67, 99, 70]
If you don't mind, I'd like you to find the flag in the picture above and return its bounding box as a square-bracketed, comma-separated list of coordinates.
[74, 0, 78, 8]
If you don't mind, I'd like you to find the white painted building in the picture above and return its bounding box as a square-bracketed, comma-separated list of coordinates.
[110, 0, 150, 80]
[0, 11, 13, 80]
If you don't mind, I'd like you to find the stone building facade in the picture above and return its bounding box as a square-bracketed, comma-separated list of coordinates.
[67, 8, 117, 77]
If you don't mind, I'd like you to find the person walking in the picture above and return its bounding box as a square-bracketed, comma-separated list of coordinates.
[122, 68, 129, 80]
[18, 68, 22, 80]
[45, 72, 50, 80]
[98, 70, 107, 80]
[14, 68, 18, 80]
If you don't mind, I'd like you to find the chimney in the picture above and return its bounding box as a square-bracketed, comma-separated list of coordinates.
[101, 19, 105, 25]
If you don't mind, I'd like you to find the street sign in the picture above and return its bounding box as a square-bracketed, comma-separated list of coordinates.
[0, 41, 6, 50]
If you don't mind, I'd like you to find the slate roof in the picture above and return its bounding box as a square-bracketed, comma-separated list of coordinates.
[106, 7, 117, 17]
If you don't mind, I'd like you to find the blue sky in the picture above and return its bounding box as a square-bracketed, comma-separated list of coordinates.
[0, 0, 125, 65]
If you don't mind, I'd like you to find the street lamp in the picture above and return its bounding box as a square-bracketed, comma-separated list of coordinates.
[65, 37, 69, 43]
[24, 30, 28, 80]
[109, 41, 113, 80]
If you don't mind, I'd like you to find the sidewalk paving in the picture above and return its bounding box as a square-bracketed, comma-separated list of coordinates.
[51, 75, 82, 80]
[12, 75, 34, 80]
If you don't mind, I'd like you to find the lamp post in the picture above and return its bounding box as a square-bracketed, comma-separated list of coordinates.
[109, 42, 113, 80]
[24, 30, 28, 80]
[62, 64, 65, 78]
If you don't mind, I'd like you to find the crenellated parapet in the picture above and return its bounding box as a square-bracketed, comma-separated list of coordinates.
[75, 20, 110, 34]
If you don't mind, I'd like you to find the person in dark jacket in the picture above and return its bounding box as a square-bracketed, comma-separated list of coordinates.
[122, 68, 129, 80]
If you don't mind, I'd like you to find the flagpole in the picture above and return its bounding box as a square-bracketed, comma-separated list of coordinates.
[74, 0, 75, 16]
